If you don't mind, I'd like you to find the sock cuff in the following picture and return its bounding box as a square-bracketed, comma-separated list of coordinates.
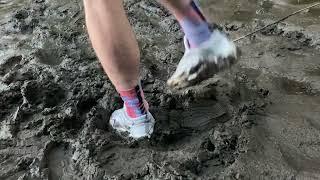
[118, 85, 141, 98]
[117, 83, 148, 118]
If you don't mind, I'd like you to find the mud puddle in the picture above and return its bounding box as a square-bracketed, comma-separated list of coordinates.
[1, 0, 320, 179]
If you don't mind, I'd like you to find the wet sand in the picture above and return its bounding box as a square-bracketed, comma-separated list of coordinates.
[0, 0, 320, 179]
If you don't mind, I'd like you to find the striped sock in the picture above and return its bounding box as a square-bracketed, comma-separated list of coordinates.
[118, 84, 147, 119]
[175, 1, 211, 48]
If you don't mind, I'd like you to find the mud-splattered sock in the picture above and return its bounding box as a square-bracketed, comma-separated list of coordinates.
[118, 84, 147, 119]
[175, 1, 211, 48]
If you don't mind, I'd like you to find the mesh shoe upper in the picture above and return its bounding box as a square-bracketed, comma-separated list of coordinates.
[109, 107, 155, 139]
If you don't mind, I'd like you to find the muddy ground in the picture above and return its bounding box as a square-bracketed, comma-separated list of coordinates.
[0, 0, 320, 179]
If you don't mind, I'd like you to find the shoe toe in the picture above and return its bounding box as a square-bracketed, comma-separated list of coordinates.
[109, 108, 155, 139]
[130, 114, 155, 139]
[130, 123, 153, 139]
[168, 31, 238, 89]
[167, 73, 189, 89]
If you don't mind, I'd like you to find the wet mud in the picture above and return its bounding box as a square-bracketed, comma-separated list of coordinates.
[0, 0, 320, 179]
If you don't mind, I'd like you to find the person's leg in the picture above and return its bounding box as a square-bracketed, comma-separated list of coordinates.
[160, 0, 211, 48]
[83, 0, 154, 139]
[83, 0, 139, 90]
[159, 0, 238, 89]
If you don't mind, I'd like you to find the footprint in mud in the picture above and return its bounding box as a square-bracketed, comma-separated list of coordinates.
[148, 100, 229, 149]
[272, 76, 316, 96]
[34, 48, 63, 66]
[279, 144, 320, 178]
[172, 101, 228, 131]
[21, 80, 65, 108]
[45, 143, 75, 180]
[0, 55, 22, 76]
[98, 146, 152, 178]
[305, 66, 320, 76]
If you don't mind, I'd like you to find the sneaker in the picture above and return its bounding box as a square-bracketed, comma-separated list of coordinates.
[167, 30, 237, 89]
[109, 107, 155, 139]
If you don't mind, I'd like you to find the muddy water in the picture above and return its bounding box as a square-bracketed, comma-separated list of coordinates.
[0, 0, 320, 179]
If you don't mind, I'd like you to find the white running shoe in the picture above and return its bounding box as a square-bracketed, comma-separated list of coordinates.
[109, 107, 155, 139]
[167, 30, 237, 89]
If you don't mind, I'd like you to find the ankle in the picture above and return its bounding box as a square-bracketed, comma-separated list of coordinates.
[118, 84, 148, 118]
[174, 1, 211, 48]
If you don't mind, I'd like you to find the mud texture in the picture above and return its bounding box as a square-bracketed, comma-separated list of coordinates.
[0, 0, 320, 179]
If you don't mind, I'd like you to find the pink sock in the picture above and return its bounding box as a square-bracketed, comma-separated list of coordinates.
[174, 1, 211, 48]
[118, 84, 148, 119]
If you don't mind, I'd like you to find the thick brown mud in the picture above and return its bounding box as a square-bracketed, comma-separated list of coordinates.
[0, 0, 320, 179]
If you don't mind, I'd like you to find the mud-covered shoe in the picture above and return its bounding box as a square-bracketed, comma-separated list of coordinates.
[167, 30, 237, 89]
[109, 107, 155, 139]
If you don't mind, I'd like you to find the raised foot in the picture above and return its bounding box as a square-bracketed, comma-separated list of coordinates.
[167, 30, 238, 89]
